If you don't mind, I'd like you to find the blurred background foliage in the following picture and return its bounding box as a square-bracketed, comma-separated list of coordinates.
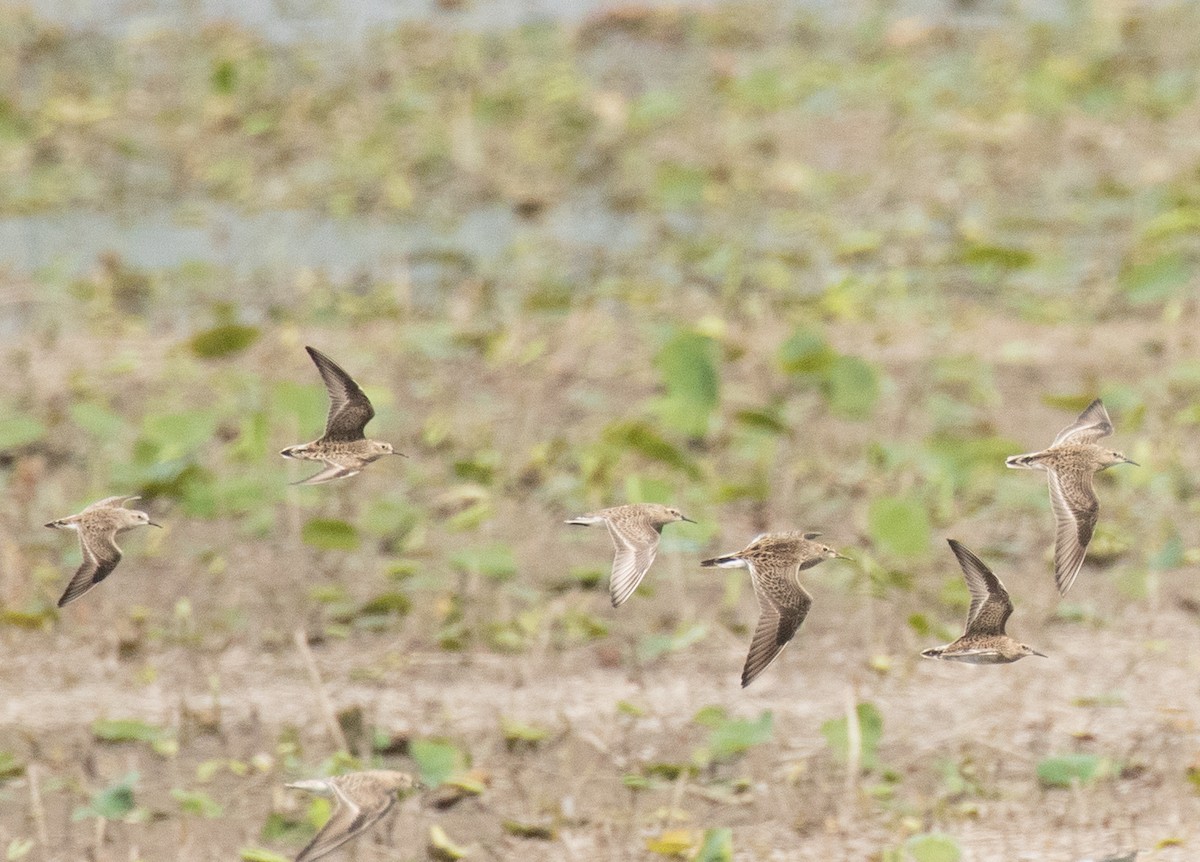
[0, 0, 1198, 859]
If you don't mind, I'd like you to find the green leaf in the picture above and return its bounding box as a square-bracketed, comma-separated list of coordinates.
[73, 772, 138, 821]
[602, 421, 701, 479]
[958, 242, 1034, 270]
[820, 702, 884, 771]
[695, 828, 733, 862]
[636, 622, 708, 662]
[301, 518, 360, 551]
[778, 328, 835, 375]
[1039, 393, 1097, 413]
[410, 739, 466, 787]
[868, 497, 930, 559]
[0, 751, 25, 780]
[0, 415, 45, 450]
[70, 402, 124, 439]
[904, 832, 962, 862]
[171, 788, 223, 818]
[6, 837, 34, 860]
[704, 710, 773, 761]
[655, 330, 720, 437]
[822, 355, 879, 420]
[356, 592, 412, 618]
[141, 410, 218, 457]
[655, 162, 707, 209]
[450, 544, 516, 581]
[271, 380, 326, 422]
[1036, 754, 1116, 788]
[501, 719, 549, 749]
[646, 829, 697, 856]
[92, 718, 166, 744]
[190, 324, 261, 358]
[1120, 252, 1190, 305]
[428, 824, 470, 861]
[239, 849, 291, 862]
[502, 820, 556, 840]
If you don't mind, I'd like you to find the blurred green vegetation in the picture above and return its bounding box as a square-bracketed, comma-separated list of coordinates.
[0, 1, 1197, 860]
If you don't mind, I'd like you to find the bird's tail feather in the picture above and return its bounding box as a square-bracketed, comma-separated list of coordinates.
[1005, 452, 1044, 469]
[700, 555, 746, 568]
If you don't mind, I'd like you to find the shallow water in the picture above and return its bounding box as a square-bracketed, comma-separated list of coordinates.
[0, 198, 648, 282]
[30, 0, 1072, 42]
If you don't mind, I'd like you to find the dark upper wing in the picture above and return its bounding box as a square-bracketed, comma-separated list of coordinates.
[740, 557, 812, 687]
[604, 517, 661, 607]
[295, 781, 394, 862]
[1047, 467, 1098, 596]
[58, 526, 122, 607]
[306, 346, 375, 442]
[947, 539, 1012, 637]
[1051, 398, 1113, 447]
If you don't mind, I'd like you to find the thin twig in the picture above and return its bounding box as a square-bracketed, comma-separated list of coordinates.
[294, 628, 349, 753]
[27, 763, 51, 862]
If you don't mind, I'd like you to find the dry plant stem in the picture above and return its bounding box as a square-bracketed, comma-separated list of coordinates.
[27, 763, 51, 862]
[843, 682, 861, 807]
[93, 817, 105, 861]
[293, 628, 350, 753]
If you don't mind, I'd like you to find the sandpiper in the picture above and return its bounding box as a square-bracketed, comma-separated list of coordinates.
[921, 539, 1046, 663]
[700, 531, 847, 687]
[1006, 398, 1136, 595]
[281, 346, 404, 485]
[286, 770, 416, 862]
[565, 503, 695, 607]
[45, 495, 160, 607]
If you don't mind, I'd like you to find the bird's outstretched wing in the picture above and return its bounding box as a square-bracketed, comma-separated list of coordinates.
[1051, 398, 1113, 447]
[293, 780, 396, 862]
[947, 539, 1012, 637]
[307, 346, 375, 442]
[58, 527, 122, 607]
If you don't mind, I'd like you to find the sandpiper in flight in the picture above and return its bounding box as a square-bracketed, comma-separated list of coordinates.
[565, 503, 695, 607]
[286, 770, 417, 862]
[1006, 398, 1136, 594]
[281, 346, 404, 485]
[700, 531, 847, 687]
[45, 495, 160, 607]
[921, 539, 1046, 663]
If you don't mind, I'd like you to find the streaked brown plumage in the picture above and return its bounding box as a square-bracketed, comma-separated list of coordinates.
[1006, 398, 1136, 594]
[921, 539, 1046, 663]
[45, 495, 161, 607]
[700, 531, 846, 687]
[565, 503, 694, 607]
[285, 770, 416, 862]
[280, 346, 404, 485]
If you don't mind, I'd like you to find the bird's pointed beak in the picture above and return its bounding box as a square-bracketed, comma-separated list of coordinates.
[1123, 457, 1139, 466]
[393, 451, 409, 458]
[148, 522, 163, 528]
[681, 515, 696, 524]
[834, 552, 853, 561]
[1031, 650, 1048, 658]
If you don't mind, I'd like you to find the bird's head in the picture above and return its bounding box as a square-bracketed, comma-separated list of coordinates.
[1100, 449, 1137, 469]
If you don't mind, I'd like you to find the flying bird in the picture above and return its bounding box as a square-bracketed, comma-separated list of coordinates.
[565, 503, 694, 607]
[45, 495, 160, 607]
[1006, 398, 1136, 594]
[281, 346, 404, 484]
[921, 539, 1047, 663]
[286, 770, 416, 862]
[700, 531, 847, 687]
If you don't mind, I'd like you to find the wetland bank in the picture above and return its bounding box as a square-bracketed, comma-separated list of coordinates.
[1, 2, 1199, 860]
